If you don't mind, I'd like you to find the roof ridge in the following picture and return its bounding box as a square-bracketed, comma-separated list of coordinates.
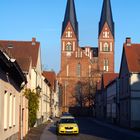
[0, 39, 40, 43]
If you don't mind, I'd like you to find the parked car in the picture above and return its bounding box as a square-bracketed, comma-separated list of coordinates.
[56, 116, 79, 135]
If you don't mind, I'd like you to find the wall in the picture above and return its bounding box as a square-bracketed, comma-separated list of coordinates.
[106, 81, 117, 121]
[0, 71, 20, 140]
[119, 52, 130, 127]
[130, 74, 140, 128]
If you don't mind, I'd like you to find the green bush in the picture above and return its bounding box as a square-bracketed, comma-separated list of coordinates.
[24, 88, 40, 128]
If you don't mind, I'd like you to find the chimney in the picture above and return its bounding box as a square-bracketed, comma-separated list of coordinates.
[126, 37, 131, 47]
[32, 37, 36, 45]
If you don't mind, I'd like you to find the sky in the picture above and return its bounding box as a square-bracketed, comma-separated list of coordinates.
[0, 0, 140, 73]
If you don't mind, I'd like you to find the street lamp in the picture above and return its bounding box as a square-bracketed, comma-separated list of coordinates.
[36, 85, 41, 94]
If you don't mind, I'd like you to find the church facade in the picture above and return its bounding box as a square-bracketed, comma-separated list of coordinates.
[57, 0, 115, 112]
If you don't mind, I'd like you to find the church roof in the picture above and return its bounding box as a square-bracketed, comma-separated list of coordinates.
[81, 47, 98, 57]
[99, 0, 114, 37]
[62, 0, 78, 39]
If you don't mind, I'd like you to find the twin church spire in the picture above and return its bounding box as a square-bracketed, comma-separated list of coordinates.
[62, 0, 114, 39]
[62, 0, 79, 39]
[59, 0, 115, 110]
[99, 0, 114, 37]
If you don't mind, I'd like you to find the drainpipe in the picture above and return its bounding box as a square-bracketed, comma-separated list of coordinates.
[20, 92, 23, 140]
[20, 82, 26, 140]
[34, 69, 38, 126]
[129, 73, 132, 128]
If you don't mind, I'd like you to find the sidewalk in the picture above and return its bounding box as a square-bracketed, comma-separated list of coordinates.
[90, 118, 140, 138]
[23, 118, 57, 140]
[23, 123, 48, 140]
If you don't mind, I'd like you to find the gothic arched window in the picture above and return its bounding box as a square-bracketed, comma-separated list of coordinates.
[103, 42, 109, 52]
[103, 59, 109, 72]
[66, 42, 72, 51]
[77, 63, 81, 77]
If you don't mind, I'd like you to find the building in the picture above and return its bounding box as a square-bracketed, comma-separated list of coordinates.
[0, 46, 26, 140]
[95, 81, 102, 118]
[41, 74, 51, 122]
[106, 76, 119, 123]
[58, 0, 115, 112]
[43, 71, 60, 118]
[96, 73, 118, 120]
[119, 38, 140, 128]
[0, 38, 43, 137]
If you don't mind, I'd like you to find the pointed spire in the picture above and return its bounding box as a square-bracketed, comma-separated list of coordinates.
[99, 0, 114, 37]
[62, 0, 79, 39]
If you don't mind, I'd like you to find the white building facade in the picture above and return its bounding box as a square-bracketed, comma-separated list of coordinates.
[119, 38, 140, 128]
[0, 49, 26, 140]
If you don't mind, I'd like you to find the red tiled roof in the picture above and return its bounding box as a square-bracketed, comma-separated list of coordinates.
[16, 57, 32, 73]
[124, 44, 140, 72]
[102, 73, 119, 88]
[0, 40, 40, 68]
[42, 71, 56, 90]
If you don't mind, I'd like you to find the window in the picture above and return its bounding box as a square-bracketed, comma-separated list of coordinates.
[8, 43, 13, 48]
[66, 64, 69, 77]
[103, 59, 109, 72]
[100, 42, 102, 51]
[13, 96, 16, 126]
[66, 42, 72, 51]
[103, 43, 109, 52]
[66, 31, 72, 38]
[77, 48, 82, 58]
[77, 63, 81, 77]
[9, 93, 12, 128]
[89, 65, 91, 77]
[103, 31, 109, 38]
[4, 91, 8, 130]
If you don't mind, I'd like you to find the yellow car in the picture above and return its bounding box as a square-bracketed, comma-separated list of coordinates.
[56, 116, 79, 135]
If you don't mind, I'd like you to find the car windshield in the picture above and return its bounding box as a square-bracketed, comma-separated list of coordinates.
[60, 118, 76, 124]
[62, 112, 71, 116]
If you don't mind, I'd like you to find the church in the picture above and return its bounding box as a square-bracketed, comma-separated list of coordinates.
[57, 0, 115, 112]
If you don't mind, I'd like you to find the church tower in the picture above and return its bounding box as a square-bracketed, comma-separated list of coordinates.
[58, 0, 115, 113]
[59, 0, 79, 112]
[98, 0, 115, 73]
[61, 0, 78, 72]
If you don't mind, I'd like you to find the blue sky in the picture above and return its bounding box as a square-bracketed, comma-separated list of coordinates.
[0, 0, 140, 73]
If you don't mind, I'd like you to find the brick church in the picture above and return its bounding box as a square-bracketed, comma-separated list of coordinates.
[57, 0, 115, 112]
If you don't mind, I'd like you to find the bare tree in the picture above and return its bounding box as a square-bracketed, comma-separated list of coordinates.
[72, 80, 95, 108]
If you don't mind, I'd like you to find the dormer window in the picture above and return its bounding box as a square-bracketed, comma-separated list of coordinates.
[8, 43, 13, 49]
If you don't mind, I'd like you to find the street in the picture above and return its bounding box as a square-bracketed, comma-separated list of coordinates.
[40, 118, 140, 140]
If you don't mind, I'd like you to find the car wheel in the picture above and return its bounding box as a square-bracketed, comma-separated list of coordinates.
[56, 130, 60, 136]
[56, 132, 60, 136]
